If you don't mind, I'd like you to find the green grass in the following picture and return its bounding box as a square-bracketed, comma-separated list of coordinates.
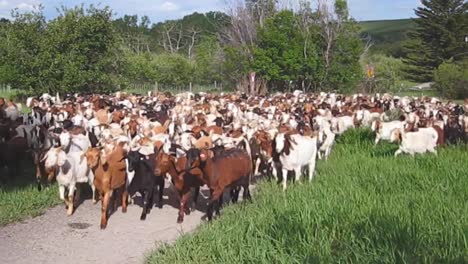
[0, 164, 61, 226]
[148, 129, 468, 263]
[360, 19, 415, 43]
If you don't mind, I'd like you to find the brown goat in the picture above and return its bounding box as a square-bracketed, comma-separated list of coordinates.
[85, 142, 128, 229]
[184, 148, 252, 221]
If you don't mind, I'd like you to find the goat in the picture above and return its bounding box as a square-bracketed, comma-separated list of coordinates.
[85, 142, 128, 229]
[182, 147, 252, 222]
[275, 133, 318, 190]
[390, 128, 438, 157]
[127, 149, 163, 220]
[43, 147, 95, 215]
[372, 120, 406, 145]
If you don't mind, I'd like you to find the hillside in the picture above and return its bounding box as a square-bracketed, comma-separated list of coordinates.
[359, 19, 415, 57]
[360, 19, 415, 43]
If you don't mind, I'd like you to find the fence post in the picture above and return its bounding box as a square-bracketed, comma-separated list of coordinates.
[189, 82, 192, 93]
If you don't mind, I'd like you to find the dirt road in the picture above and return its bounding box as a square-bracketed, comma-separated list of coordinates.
[0, 182, 207, 264]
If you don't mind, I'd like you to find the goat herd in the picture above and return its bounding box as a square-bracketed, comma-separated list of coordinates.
[0, 91, 467, 229]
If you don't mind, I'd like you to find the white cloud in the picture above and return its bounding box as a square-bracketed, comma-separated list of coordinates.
[158, 1, 179, 12]
[16, 2, 35, 10]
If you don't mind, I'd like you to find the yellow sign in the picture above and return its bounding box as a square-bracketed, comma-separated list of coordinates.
[366, 64, 375, 78]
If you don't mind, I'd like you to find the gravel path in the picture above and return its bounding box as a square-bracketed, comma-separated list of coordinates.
[0, 181, 208, 264]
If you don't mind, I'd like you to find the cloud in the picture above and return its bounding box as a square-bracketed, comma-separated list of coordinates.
[0, 0, 42, 18]
[158, 1, 179, 12]
[16, 2, 35, 10]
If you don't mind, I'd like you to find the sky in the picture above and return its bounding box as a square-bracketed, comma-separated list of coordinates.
[0, 0, 422, 22]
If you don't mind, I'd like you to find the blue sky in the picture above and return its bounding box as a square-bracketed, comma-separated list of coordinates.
[0, 0, 422, 22]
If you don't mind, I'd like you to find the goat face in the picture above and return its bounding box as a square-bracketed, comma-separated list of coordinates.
[43, 147, 63, 169]
[85, 148, 101, 168]
[185, 148, 202, 171]
[275, 133, 286, 154]
[59, 131, 71, 148]
[126, 151, 141, 172]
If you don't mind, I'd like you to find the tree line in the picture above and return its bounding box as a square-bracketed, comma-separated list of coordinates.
[362, 0, 467, 99]
[0, 0, 466, 98]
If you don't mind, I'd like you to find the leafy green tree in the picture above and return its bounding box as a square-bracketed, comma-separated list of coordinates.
[252, 10, 304, 91]
[0, 8, 46, 91]
[123, 51, 155, 83]
[434, 60, 468, 99]
[403, 0, 468, 82]
[193, 36, 223, 85]
[326, 21, 364, 93]
[42, 5, 121, 93]
[362, 54, 405, 93]
[152, 53, 192, 87]
[0, 5, 121, 93]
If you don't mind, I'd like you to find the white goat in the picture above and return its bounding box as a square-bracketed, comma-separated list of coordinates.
[390, 128, 437, 157]
[43, 147, 95, 215]
[317, 124, 335, 160]
[59, 131, 91, 153]
[275, 133, 318, 190]
[372, 120, 406, 145]
[331, 116, 355, 135]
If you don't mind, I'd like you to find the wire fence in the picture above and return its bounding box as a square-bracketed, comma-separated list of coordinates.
[0, 84, 12, 95]
[125, 82, 228, 95]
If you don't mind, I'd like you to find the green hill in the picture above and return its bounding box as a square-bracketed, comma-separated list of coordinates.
[360, 19, 415, 43]
[359, 19, 415, 57]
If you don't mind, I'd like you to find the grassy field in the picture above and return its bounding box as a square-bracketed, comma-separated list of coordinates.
[0, 164, 61, 226]
[148, 129, 468, 263]
[360, 19, 415, 43]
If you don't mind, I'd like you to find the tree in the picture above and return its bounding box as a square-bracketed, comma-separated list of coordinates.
[246, 0, 277, 27]
[152, 54, 192, 87]
[361, 54, 405, 93]
[252, 10, 304, 91]
[434, 60, 468, 99]
[42, 5, 121, 93]
[403, 0, 468, 82]
[0, 5, 121, 93]
[0, 7, 46, 90]
[193, 36, 223, 85]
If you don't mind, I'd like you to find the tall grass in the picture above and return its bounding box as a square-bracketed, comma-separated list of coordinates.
[148, 129, 468, 263]
[0, 165, 60, 226]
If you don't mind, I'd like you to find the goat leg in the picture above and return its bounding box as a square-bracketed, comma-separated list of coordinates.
[140, 190, 149, 220]
[100, 192, 111, 229]
[230, 186, 240, 203]
[66, 195, 74, 216]
[191, 186, 200, 212]
[121, 188, 128, 213]
[158, 178, 164, 209]
[177, 188, 191, 223]
[243, 185, 252, 202]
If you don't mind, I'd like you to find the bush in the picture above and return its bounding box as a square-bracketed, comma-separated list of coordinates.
[434, 60, 468, 99]
[361, 54, 405, 93]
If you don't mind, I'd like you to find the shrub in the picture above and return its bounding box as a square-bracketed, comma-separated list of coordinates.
[434, 60, 468, 99]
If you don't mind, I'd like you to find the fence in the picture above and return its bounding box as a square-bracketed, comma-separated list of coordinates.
[0, 84, 12, 95]
[125, 82, 228, 95]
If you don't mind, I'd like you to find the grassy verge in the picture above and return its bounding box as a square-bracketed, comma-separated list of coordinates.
[148, 129, 468, 263]
[0, 165, 61, 226]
